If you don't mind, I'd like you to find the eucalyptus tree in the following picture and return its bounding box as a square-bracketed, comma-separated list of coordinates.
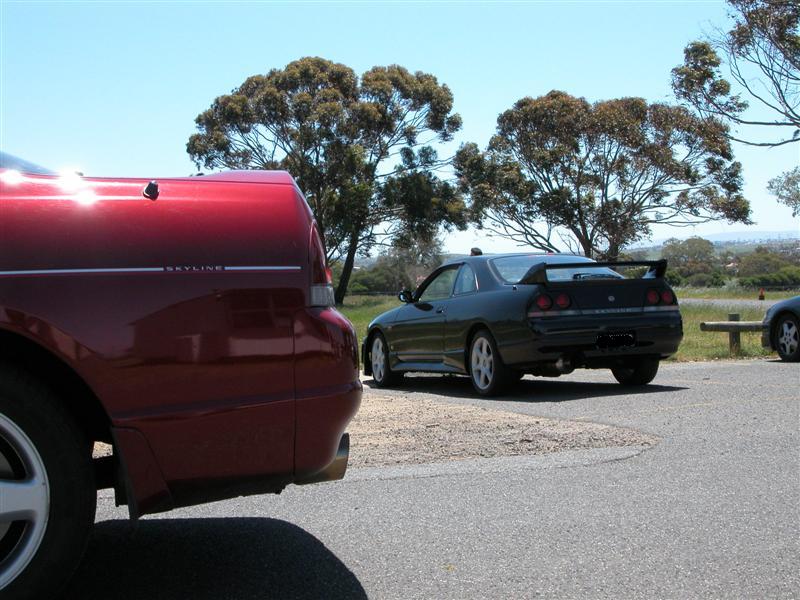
[671, 0, 798, 216]
[672, 0, 799, 148]
[455, 91, 751, 260]
[768, 166, 800, 216]
[188, 57, 465, 302]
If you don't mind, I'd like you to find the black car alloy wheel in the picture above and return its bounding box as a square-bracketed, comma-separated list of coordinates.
[370, 332, 401, 387]
[469, 329, 513, 396]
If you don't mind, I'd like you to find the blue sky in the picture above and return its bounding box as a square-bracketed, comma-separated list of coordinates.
[2, 0, 798, 252]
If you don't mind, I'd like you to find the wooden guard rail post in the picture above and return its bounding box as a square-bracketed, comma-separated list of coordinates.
[699, 313, 764, 356]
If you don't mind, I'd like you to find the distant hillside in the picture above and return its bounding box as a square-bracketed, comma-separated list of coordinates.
[633, 230, 799, 248]
[630, 235, 800, 259]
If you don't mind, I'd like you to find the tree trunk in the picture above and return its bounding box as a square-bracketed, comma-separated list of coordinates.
[578, 235, 593, 258]
[334, 228, 360, 305]
[604, 243, 621, 262]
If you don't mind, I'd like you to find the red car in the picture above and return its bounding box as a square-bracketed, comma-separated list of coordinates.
[0, 153, 361, 597]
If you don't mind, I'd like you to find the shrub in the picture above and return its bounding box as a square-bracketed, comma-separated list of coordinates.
[664, 269, 685, 287]
[738, 247, 792, 277]
[709, 271, 726, 287]
[739, 266, 800, 287]
[686, 273, 713, 287]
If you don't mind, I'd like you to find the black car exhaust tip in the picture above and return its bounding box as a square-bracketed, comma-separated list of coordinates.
[556, 357, 574, 374]
[530, 357, 575, 377]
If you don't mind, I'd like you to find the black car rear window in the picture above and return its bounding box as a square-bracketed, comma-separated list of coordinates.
[491, 255, 624, 283]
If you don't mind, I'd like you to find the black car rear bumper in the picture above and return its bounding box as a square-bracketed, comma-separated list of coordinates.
[501, 310, 683, 368]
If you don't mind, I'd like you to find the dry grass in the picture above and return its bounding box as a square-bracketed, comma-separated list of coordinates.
[675, 287, 798, 300]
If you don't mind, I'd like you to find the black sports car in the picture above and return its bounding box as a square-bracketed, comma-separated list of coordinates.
[762, 295, 800, 362]
[362, 253, 683, 396]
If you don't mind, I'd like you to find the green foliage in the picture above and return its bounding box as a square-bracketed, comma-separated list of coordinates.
[379, 166, 468, 246]
[349, 260, 413, 294]
[768, 166, 800, 217]
[346, 236, 444, 295]
[737, 245, 793, 276]
[740, 266, 800, 287]
[672, 1, 798, 219]
[454, 91, 750, 259]
[664, 269, 686, 287]
[686, 271, 726, 287]
[661, 237, 719, 277]
[187, 57, 466, 302]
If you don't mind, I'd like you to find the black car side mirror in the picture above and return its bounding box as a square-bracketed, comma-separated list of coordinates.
[398, 289, 414, 303]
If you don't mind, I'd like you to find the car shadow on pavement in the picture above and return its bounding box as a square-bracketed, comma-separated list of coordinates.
[62, 518, 367, 600]
[365, 374, 687, 403]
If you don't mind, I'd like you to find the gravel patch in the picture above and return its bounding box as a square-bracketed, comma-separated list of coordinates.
[348, 390, 658, 468]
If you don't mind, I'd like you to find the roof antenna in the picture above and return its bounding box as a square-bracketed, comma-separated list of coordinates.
[142, 180, 159, 200]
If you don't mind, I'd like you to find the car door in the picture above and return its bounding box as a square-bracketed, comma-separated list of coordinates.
[443, 263, 479, 370]
[390, 265, 459, 364]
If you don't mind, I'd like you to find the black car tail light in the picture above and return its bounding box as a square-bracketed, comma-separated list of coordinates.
[555, 293, 571, 309]
[646, 289, 660, 305]
[661, 290, 674, 305]
[535, 294, 553, 310]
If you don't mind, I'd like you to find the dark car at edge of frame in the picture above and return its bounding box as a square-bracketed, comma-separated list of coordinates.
[762, 295, 800, 362]
[362, 253, 683, 396]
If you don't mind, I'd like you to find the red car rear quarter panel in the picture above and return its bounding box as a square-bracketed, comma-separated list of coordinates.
[0, 172, 330, 513]
[294, 307, 362, 478]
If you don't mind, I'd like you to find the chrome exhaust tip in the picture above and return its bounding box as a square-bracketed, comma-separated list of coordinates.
[556, 357, 574, 374]
[296, 433, 350, 485]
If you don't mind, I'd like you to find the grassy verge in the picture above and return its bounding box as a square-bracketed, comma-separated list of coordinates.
[671, 304, 771, 362]
[339, 294, 398, 342]
[338, 295, 775, 362]
[675, 286, 799, 300]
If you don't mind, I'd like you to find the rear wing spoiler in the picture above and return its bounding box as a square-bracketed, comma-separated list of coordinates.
[518, 259, 668, 285]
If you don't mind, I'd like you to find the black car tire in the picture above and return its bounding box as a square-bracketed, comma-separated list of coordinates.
[611, 358, 660, 386]
[0, 364, 96, 599]
[468, 329, 515, 396]
[773, 314, 800, 362]
[369, 332, 403, 387]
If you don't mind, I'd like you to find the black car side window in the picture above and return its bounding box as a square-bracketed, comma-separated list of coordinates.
[453, 264, 477, 295]
[418, 268, 459, 303]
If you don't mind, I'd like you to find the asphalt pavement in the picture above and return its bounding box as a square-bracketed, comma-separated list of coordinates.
[65, 360, 799, 599]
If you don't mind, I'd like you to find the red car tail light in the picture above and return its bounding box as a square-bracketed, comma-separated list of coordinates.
[309, 224, 335, 307]
[646, 289, 660, 305]
[661, 290, 674, 305]
[555, 293, 571, 309]
[535, 294, 553, 310]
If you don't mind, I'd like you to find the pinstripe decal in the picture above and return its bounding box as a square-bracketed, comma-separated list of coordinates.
[0, 266, 302, 276]
[224, 266, 302, 272]
[528, 305, 680, 318]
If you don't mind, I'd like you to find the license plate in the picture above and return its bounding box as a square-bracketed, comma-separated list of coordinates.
[596, 332, 636, 350]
